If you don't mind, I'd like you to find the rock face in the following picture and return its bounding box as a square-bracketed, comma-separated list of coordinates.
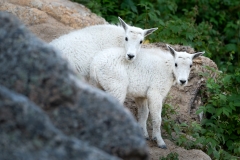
[0, 12, 148, 160]
[0, 85, 119, 160]
[148, 139, 211, 160]
[0, 0, 107, 42]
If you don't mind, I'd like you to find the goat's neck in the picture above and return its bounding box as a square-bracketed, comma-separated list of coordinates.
[172, 71, 177, 84]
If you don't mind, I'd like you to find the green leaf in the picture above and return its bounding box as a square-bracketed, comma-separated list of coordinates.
[148, 12, 158, 21]
[213, 150, 220, 159]
[206, 83, 212, 89]
[222, 107, 230, 116]
[158, 19, 165, 26]
[233, 102, 240, 107]
[225, 44, 237, 52]
[216, 108, 223, 116]
[196, 106, 206, 114]
[219, 94, 227, 102]
[186, 32, 195, 40]
[206, 104, 216, 114]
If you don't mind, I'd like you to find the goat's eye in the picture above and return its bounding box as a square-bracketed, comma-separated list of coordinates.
[190, 64, 192, 68]
[140, 40, 143, 44]
[125, 37, 128, 41]
[175, 63, 178, 67]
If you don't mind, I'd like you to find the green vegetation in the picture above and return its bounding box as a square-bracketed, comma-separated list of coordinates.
[71, 0, 240, 159]
[197, 64, 240, 159]
[163, 75, 240, 160]
[162, 63, 240, 159]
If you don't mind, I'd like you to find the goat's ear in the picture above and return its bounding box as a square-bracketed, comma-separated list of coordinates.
[166, 44, 176, 57]
[144, 28, 158, 37]
[192, 51, 205, 59]
[118, 17, 128, 31]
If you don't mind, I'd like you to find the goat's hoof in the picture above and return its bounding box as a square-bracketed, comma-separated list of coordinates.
[158, 145, 167, 149]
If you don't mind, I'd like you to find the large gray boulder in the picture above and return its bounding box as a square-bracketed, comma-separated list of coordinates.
[0, 85, 119, 160]
[0, 11, 149, 159]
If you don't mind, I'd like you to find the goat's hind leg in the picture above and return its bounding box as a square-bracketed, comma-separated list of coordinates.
[136, 98, 149, 140]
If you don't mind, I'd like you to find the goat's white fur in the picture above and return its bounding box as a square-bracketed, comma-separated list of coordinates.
[89, 45, 204, 148]
[49, 17, 157, 80]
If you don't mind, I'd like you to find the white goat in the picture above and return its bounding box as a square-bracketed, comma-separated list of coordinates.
[89, 45, 204, 149]
[49, 17, 157, 80]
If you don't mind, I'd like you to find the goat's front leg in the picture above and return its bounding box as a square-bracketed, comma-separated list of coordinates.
[106, 85, 127, 104]
[136, 98, 149, 140]
[148, 94, 167, 149]
[101, 74, 128, 104]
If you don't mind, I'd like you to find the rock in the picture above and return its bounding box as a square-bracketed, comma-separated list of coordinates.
[0, 85, 120, 160]
[0, 0, 107, 42]
[148, 139, 211, 160]
[0, 12, 149, 160]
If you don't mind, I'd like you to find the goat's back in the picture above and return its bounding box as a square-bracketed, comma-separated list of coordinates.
[49, 24, 125, 77]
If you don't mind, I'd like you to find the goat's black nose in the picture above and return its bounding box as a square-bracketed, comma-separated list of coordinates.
[128, 54, 135, 59]
[180, 80, 186, 84]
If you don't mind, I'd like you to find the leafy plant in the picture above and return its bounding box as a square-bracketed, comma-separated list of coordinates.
[196, 62, 240, 159]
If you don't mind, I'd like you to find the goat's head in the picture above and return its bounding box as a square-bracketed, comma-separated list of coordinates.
[118, 17, 158, 61]
[167, 44, 204, 86]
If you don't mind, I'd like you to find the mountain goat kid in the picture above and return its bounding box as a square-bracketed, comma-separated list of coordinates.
[89, 45, 204, 149]
[49, 17, 157, 80]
